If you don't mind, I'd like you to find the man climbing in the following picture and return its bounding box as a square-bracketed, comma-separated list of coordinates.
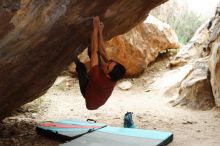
[74, 16, 126, 110]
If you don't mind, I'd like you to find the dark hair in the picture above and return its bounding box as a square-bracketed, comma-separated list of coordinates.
[108, 62, 126, 82]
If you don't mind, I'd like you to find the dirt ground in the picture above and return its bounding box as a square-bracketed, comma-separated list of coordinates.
[1, 56, 220, 146]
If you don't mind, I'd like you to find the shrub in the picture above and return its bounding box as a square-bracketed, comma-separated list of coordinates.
[151, 0, 206, 45]
[169, 11, 204, 44]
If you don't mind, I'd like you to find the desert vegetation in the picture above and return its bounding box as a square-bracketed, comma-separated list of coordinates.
[151, 0, 209, 44]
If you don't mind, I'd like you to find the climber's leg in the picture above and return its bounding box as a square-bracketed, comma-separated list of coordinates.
[74, 57, 89, 97]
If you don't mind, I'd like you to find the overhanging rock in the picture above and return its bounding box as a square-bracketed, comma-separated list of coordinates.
[0, 0, 167, 120]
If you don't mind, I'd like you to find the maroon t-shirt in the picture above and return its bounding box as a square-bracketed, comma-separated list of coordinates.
[84, 65, 116, 110]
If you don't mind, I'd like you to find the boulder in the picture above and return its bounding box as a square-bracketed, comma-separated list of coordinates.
[118, 81, 132, 90]
[208, 3, 220, 106]
[175, 59, 215, 110]
[209, 46, 220, 106]
[165, 3, 220, 109]
[169, 21, 210, 68]
[153, 57, 215, 110]
[150, 64, 192, 97]
[105, 15, 179, 76]
[0, 0, 167, 120]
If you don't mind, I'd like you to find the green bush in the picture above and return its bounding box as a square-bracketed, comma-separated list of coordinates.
[168, 11, 204, 44]
[151, 0, 206, 45]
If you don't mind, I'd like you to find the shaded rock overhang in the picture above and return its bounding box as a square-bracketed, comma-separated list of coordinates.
[0, 0, 167, 120]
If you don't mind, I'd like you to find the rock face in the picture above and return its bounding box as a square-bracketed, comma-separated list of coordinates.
[178, 59, 215, 109]
[161, 3, 220, 109]
[209, 47, 220, 106]
[0, 0, 168, 120]
[208, 4, 220, 106]
[105, 15, 179, 76]
[169, 21, 210, 67]
[185, 3, 220, 108]
[155, 58, 215, 110]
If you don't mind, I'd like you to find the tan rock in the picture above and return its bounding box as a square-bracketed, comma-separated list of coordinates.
[177, 59, 215, 110]
[150, 64, 192, 97]
[105, 15, 180, 77]
[209, 47, 220, 106]
[208, 29, 220, 106]
[169, 21, 210, 67]
[156, 58, 215, 110]
[151, 3, 220, 109]
[208, 3, 220, 106]
[118, 81, 132, 90]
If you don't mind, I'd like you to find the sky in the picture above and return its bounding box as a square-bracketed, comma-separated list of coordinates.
[179, 0, 220, 17]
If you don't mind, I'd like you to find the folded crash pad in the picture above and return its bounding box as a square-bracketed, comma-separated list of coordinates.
[36, 119, 173, 146]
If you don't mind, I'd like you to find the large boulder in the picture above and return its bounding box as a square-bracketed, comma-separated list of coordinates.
[152, 58, 215, 110]
[152, 56, 215, 110]
[0, 0, 167, 120]
[105, 15, 179, 76]
[208, 3, 220, 106]
[169, 20, 210, 68]
[176, 59, 215, 110]
[153, 3, 220, 109]
[209, 46, 220, 106]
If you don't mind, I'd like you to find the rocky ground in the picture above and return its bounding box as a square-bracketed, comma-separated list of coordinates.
[1, 54, 220, 146]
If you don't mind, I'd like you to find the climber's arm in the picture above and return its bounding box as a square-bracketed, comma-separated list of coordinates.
[90, 16, 100, 68]
[98, 22, 109, 64]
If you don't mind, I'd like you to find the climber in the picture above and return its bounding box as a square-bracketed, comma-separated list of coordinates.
[74, 16, 126, 110]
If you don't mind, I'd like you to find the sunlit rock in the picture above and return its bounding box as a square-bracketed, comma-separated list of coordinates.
[118, 81, 132, 90]
[209, 47, 220, 106]
[208, 3, 220, 106]
[176, 59, 214, 110]
[165, 3, 220, 109]
[105, 15, 180, 77]
[150, 64, 192, 97]
[169, 21, 210, 68]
